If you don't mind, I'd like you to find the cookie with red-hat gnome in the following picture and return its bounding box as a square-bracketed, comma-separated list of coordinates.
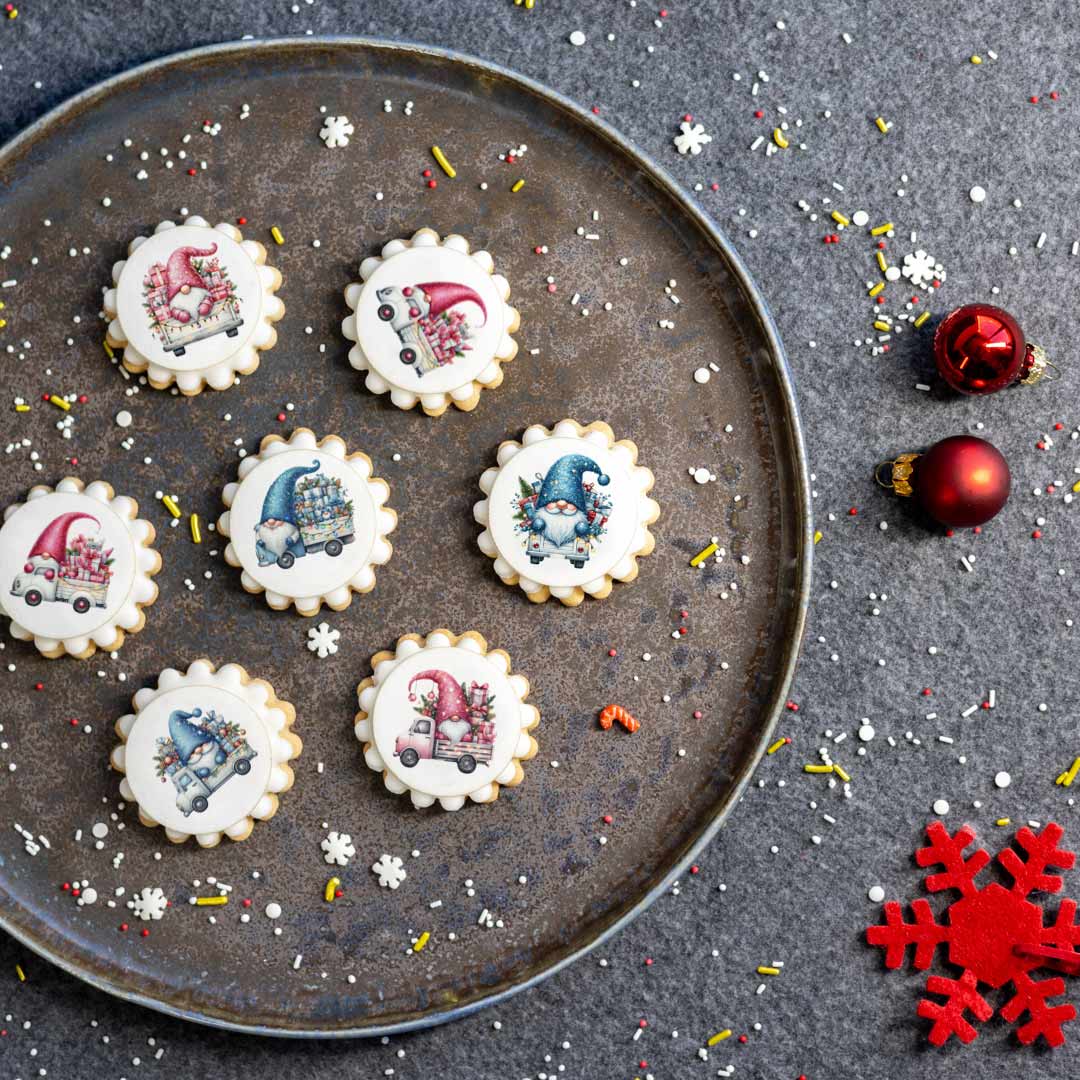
[342, 227, 520, 417]
[0, 478, 161, 658]
[103, 215, 284, 395]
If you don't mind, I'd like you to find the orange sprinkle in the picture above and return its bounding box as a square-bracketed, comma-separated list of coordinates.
[599, 704, 640, 733]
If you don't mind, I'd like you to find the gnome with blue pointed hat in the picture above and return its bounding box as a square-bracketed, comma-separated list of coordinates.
[254, 461, 321, 567]
[525, 454, 610, 549]
[168, 707, 227, 779]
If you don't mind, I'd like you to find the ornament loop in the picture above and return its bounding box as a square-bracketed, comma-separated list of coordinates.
[875, 453, 918, 497]
[1020, 342, 1059, 385]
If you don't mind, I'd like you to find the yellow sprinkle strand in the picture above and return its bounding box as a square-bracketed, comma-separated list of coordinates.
[830, 210, 850, 226]
[867, 282, 885, 298]
[49, 394, 70, 411]
[15, 403, 29, 412]
[103, 340, 115, 359]
[195, 895, 227, 906]
[1056, 757, 1080, 787]
[431, 146, 456, 178]
[772, 127, 789, 149]
[757, 965, 781, 976]
[876, 251, 888, 273]
[913, 311, 931, 329]
[996, 818, 1012, 826]
[875, 116, 890, 133]
[413, 931, 431, 952]
[324, 876, 341, 902]
[690, 541, 718, 567]
[707, 1029, 732, 1046]
[970, 55, 982, 64]
[870, 221, 894, 236]
[511, 178, 526, 193]
[804, 764, 834, 774]
[833, 764, 852, 783]
[270, 226, 284, 245]
[1071, 479, 1080, 494]
[813, 529, 823, 544]
[15, 964, 25, 981]
[189, 513, 202, 544]
[767, 738, 788, 755]
[161, 495, 181, 519]
[873, 320, 892, 332]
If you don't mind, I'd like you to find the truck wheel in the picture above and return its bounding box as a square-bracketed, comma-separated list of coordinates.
[277, 551, 295, 570]
[192, 795, 209, 814]
[226, 327, 239, 338]
[174, 346, 186, 358]
[377, 303, 395, 322]
[325, 539, 343, 557]
[400, 347, 417, 366]
[529, 556, 543, 565]
[570, 560, 585, 569]
[24, 589, 42, 607]
[457, 754, 477, 774]
[234, 757, 252, 776]
[399, 748, 419, 768]
[72, 596, 91, 614]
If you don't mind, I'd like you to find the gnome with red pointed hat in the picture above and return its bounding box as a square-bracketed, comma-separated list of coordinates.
[408, 669, 474, 744]
[150, 244, 219, 324]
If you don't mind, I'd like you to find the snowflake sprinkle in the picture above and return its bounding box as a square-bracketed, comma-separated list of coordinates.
[319, 115, 355, 149]
[868, 821, 1080, 1046]
[372, 853, 407, 890]
[673, 120, 713, 156]
[307, 621, 341, 658]
[321, 830, 356, 867]
[127, 886, 168, 921]
[900, 249, 946, 290]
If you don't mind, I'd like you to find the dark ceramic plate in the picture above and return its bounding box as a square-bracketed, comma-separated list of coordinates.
[0, 37, 810, 1035]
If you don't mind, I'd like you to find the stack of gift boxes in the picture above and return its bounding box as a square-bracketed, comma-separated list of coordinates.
[419, 308, 473, 367]
[61, 533, 113, 584]
[294, 474, 349, 525]
[466, 682, 495, 744]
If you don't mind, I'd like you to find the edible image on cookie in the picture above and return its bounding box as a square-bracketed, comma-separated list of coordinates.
[0, 479, 160, 659]
[111, 659, 301, 847]
[219, 428, 396, 616]
[475, 420, 660, 606]
[104, 216, 284, 394]
[355, 630, 539, 811]
[342, 228, 519, 417]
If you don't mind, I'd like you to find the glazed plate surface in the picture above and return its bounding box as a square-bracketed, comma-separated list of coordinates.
[0, 37, 810, 1035]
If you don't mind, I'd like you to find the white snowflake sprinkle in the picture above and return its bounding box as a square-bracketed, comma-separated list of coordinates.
[319, 115, 355, 149]
[307, 621, 341, 658]
[127, 886, 168, 921]
[372, 853, 407, 890]
[321, 830, 356, 867]
[673, 120, 713, 156]
[900, 249, 946, 289]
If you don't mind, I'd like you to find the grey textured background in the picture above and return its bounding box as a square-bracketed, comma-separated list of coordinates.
[2, 2, 1078, 1078]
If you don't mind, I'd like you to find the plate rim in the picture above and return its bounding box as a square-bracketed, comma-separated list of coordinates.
[0, 33, 813, 1038]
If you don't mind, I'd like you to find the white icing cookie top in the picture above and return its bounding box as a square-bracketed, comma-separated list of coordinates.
[355, 631, 539, 811]
[219, 428, 395, 616]
[112, 660, 300, 847]
[475, 420, 659, 604]
[0, 479, 159, 658]
[104, 216, 283, 394]
[342, 228, 519, 416]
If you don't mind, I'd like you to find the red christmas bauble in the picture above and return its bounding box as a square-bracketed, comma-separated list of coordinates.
[914, 435, 1011, 527]
[933, 304, 1027, 395]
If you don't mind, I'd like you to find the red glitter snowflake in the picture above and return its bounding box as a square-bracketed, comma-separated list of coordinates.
[867, 821, 1080, 1046]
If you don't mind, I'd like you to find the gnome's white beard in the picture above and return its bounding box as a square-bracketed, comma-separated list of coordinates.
[438, 718, 471, 743]
[170, 287, 210, 319]
[256, 520, 299, 556]
[535, 506, 587, 547]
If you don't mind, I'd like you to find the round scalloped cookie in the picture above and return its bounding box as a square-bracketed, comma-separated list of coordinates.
[111, 659, 301, 848]
[103, 215, 284, 395]
[474, 419, 660, 606]
[341, 227, 519, 417]
[218, 428, 396, 616]
[0, 478, 161, 659]
[354, 629, 539, 811]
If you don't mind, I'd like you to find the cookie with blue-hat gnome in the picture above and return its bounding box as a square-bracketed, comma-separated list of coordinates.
[475, 419, 660, 607]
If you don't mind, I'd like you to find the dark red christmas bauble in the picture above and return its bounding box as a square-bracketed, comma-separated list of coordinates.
[914, 435, 1011, 528]
[933, 304, 1026, 395]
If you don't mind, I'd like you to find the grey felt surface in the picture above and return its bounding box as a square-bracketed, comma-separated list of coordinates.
[2, 2, 1079, 1077]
